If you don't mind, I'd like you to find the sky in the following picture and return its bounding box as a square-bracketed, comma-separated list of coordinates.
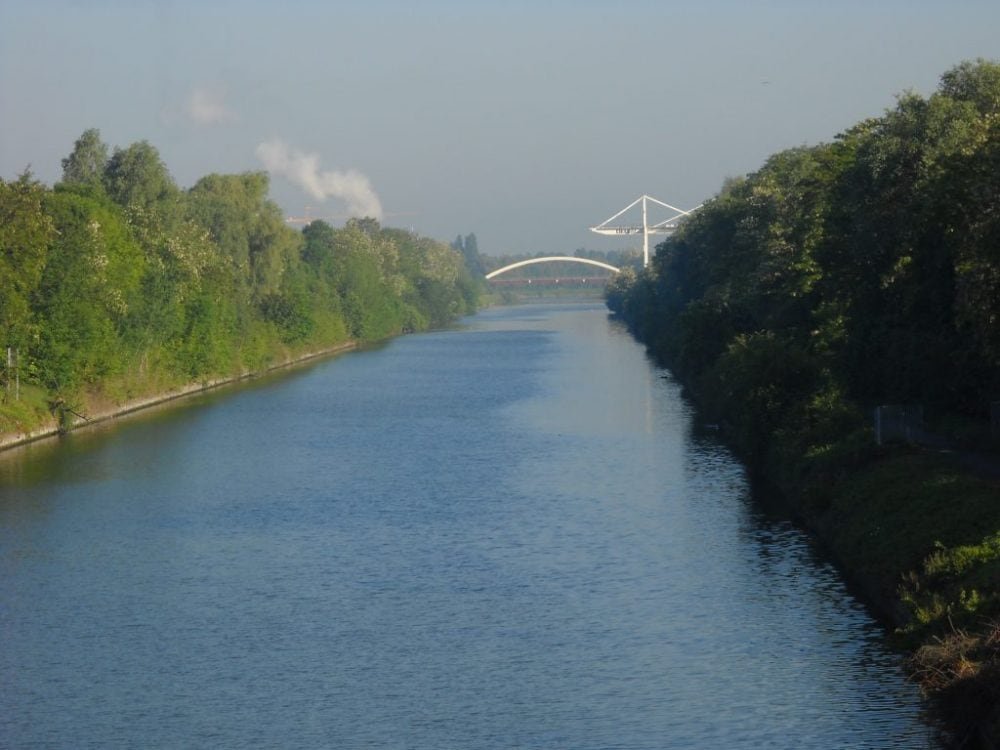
[2, 0, 999, 256]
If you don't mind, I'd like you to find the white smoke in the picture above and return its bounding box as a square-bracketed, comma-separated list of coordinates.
[255, 139, 383, 220]
[185, 87, 237, 126]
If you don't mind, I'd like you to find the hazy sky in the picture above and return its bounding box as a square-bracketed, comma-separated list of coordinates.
[2, 0, 999, 255]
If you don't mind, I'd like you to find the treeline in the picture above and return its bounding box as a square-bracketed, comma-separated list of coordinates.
[1, 130, 478, 431]
[609, 59, 1000, 463]
[606, 60, 1000, 742]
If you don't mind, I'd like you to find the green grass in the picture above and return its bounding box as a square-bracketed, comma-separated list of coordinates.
[0, 383, 55, 436]
[0, 325, 357, 448]
[818, 450, 1000, 597]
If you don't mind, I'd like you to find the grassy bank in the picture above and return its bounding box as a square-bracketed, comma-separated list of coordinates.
[0, 339, 358, 451]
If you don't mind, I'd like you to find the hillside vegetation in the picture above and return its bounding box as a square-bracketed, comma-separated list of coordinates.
[606, 60, 1000, 747]
[1, 131, 478, 438]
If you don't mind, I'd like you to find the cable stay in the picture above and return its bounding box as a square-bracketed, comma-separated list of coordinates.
[589, 195, 700, 266]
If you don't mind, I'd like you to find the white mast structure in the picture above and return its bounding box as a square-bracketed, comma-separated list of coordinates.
[589, 195, 701, 267]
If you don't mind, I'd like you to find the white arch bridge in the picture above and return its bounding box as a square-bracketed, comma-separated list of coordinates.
[484, 256, 621, 281]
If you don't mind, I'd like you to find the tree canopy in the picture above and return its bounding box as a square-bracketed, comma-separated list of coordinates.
[1, 134, 479, 426]
[60, 128, 108, 188]
[608, 59, 1000, 464]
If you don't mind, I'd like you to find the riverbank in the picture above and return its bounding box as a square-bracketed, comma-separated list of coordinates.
[806, 448, 1000, 748]
[601, 58, 1000, 748]
[0, 341, 357, 453]
[679, 379, 1000, 747]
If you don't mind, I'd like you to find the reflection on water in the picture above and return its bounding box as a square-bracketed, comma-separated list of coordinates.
[0, 303, 936, 748]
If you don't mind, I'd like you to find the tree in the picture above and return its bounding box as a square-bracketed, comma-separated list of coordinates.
[604, 266, 635, 316]
[1, 130, 480, 427]
[609, 58, 1000, 455]
[939, 58, 1000, 115]
[36, 190, 144, 391]
[345, 216, 380, 236]
[459, 232, 485, 277]
[302, 220, 337, 269]
[187, 171, 301, 298]
[103, 140, 179, 215]
[0, 173, 54, 352]
[61, 128, 108, 188]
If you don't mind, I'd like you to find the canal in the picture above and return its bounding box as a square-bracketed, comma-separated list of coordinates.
[0, 303, 935, 748]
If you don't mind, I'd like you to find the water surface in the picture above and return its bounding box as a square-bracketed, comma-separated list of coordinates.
[0, 303, 935, 748]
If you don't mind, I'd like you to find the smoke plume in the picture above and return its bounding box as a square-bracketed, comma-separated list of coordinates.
[186, 87, 237, 126]
[255, 139, 383, 220]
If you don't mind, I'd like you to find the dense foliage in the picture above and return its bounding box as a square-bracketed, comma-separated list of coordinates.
[607, 60, 1000, 745]
[1, 131, 478, 430]
[609, 59, 1000, 467]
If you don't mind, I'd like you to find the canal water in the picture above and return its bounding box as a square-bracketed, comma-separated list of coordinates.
[0, 303, 936, 748]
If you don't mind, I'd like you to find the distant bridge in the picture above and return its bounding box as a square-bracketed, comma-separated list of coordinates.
[484, 256, 621, 280]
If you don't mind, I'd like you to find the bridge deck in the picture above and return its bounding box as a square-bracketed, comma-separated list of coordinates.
[488, 276, 610, 287]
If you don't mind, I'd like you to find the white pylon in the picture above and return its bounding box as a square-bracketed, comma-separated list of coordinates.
[589, 195, 701, 267]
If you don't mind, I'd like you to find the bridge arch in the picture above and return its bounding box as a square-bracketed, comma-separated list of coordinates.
[485, 256, 620, 280]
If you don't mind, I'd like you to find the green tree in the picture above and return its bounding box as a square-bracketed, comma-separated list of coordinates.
[460, 232, 485, 277]
[187, 172, 301, 299]
[603, 266, 635, 316]
[939, 58, 1000, 115]
[61, 128, 108, 188]
[0, 131, 478, 432]
[36, 190, 144, 391]
[609, 58, 1000, 466]
[302, 220, 338, 270]
[103, 141, 179, 217]
[0, 173, 54, 352]
[330, 224, 402, 339]
[345, 216, 381, 237]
